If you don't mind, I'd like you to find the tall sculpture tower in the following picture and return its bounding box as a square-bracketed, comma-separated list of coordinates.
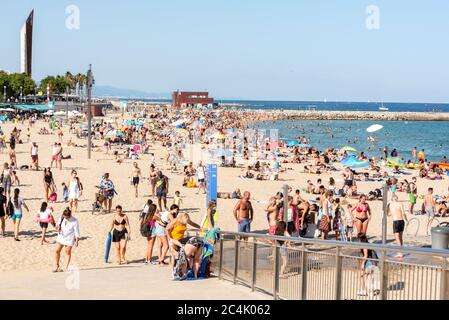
[20, 10, 34, 77]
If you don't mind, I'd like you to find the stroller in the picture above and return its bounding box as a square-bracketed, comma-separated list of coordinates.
[172, 228, 220, 280]
[91, 186, 106, 215]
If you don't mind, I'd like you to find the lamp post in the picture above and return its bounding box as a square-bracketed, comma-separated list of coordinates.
[3, 86, 6, 103]
[34, 87, 37, 104]
[20, 86, 23, 103]
[87, 64, 94, 159]
[65, 81, 69, 123]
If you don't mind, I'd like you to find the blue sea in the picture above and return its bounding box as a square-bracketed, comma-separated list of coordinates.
[251, 119, 449, 163]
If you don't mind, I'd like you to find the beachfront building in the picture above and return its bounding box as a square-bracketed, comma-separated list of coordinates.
[172, 90, 214, 108]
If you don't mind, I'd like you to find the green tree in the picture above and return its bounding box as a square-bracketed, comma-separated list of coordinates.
[0, 72, 36, 98]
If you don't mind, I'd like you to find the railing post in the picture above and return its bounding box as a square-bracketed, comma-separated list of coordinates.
[380, 249, 388, 300]
[440, 257, 448, 300]
[300, 243, 307, 300]
[273, 240, 280, 300]
[334, 247, 342, 300]
[218, 237, 224, 280]
[251, 237, 257, 292]
[233, 237, 239, 285]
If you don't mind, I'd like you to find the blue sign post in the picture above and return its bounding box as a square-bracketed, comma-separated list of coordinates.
[206, 164, 218, 206]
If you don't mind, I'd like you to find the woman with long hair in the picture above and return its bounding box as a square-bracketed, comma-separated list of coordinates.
[10, 188, 30, 241]
[139, 201, 158, 264]
[36, 202, 55, 245]
[43, 166, 55, 202]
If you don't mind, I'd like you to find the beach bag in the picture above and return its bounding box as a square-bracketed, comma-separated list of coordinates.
[50, 192, 57, 203]
[140, 212, 155, 237]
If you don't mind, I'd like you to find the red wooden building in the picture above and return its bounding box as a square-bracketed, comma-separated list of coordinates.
[172, 91, 214, 108]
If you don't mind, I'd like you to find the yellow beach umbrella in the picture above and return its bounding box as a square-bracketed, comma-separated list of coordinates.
[342, 146, 357, 152]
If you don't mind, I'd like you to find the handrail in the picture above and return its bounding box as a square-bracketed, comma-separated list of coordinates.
[190, 229, 449, 258]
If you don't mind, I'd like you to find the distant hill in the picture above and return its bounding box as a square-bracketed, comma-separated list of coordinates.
[93, 85, 170, 99]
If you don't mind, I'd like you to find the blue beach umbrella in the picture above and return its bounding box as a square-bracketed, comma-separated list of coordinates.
[286, 140, 299, 147]
[342, 157, 370, 169]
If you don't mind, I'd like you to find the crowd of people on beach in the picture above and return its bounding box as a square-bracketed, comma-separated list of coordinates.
[1, 103, 449, 290]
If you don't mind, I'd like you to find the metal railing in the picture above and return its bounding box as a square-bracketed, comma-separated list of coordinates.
[208, 230, 449, 300]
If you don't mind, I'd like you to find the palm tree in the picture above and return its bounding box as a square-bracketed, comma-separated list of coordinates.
[65, 71, 76, 94]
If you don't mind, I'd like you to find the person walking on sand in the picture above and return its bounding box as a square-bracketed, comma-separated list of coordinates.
[350, 195, 372, 236]
[30, 142, 39, 170]
[43, 167, 56, 202]
[109, 205, 131, 265]
[68, 170, 83, 212]
[154, 204, 179, 266]
[388, 195, 408, 257]
[100, 173, 116, 213]
[424, 188, 436, 235]
[139, 200, 158, 264]
[10, 188, 30, 241]
[196, 161, 206, 194]
[149, 164, 158, 197]
[233, 191, 254, 237]
[54, 208, 79, 272]
[36, 202, 56, 245]
[50, 142, 58, 168]
[131, 162, 142, 198]
[155, 171, 169, 211]
[2, 162, 16, 200]
[0, 187, 6, 237]
[56, 143, 63, 170]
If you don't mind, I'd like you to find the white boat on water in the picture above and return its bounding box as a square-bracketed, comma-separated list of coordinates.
[379, 103, 389, 111]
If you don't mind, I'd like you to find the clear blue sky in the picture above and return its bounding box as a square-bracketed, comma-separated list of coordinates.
[1, 0, 449, 102]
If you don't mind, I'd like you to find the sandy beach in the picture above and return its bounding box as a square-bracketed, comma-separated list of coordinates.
[0, 109, 447, 275]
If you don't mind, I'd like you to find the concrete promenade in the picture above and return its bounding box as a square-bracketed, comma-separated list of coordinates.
[0, 265, 268, 300]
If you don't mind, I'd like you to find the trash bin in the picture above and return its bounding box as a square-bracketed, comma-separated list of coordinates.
[431, 222, 449, 250]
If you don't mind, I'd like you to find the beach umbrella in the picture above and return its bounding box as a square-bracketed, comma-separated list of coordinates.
[286, 140, 299, 147]
[176, 128, 188, 135]
[366, 124, 384, 133]
[341, 146, 357, 152]
[170, 119, 185, 127]
[347, 160, 370, 169]
[209, 149, 234, 157]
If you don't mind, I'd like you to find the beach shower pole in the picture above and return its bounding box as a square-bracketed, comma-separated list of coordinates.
[87, 64, 93, 159]
[382, 183, 389, 244]
[283, 184, 289, 225]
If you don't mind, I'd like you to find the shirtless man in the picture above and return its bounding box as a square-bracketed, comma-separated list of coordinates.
[292, 189, 305, 206]
[265, 196, 278, 235]
[388, 195, 408, 257]
[233, 191, 254, 237]
[131, 162, 142, 198]
[424, 188, 436, 234]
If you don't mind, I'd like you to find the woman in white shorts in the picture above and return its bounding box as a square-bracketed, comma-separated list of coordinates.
[154, 204, 179, 265]
[54, 208, 80, 272]
[67, 170, 82, 212]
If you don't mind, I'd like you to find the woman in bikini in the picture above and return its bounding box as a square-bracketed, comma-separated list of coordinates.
[43, 167, 55, 202]
[350, 195, 372, 235]
[109, 205, 131, 265]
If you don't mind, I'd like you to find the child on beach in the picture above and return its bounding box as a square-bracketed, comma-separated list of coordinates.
[345, 204, 354, 241]
[36, 202, 55, 245]
[173, 191, 183, 209]
[62, 182, 69, 203]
